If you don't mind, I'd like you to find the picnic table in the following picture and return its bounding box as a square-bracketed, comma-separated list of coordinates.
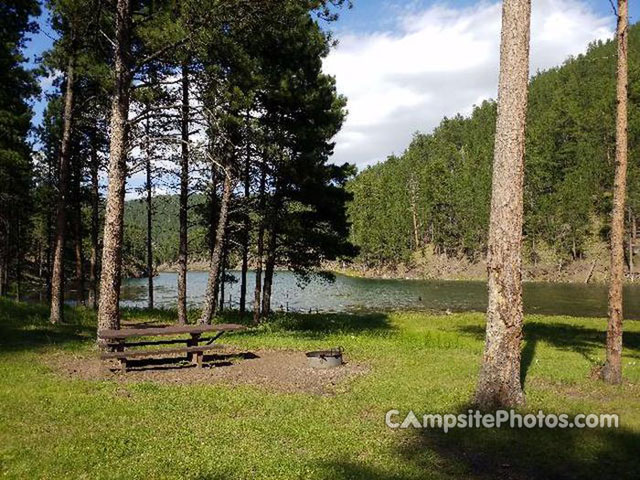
[98, 324, 246, 372]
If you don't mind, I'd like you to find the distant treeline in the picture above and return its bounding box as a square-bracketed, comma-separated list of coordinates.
[123, 194, 208, 271]
[347, 24, 640, 268]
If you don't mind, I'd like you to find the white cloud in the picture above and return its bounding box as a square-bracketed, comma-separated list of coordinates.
[324, 0, 612, 167]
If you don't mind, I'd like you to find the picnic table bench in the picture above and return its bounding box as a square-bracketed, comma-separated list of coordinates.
[98, 324, 246, 372]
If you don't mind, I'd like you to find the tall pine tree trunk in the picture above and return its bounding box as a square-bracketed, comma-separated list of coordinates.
[200, 170, 234, 324]
[73, 158, 85, 305]
[261, 177, 280, 318]
[50, 50, 77, 324]
[44, 156, 55, 301]
[632, 212, 637, 274]
[97, 0, 132, 335]
[474, 0, 530, 409]
[252, 161, 267, 324]
[15, 217, 21, 301]
[240, 147, 250, 315]
[0, 225, 6, 296]
[628, 208, 634, 273]
[603, 0, 628, 385]
[145, 117, 154, 309]
[208, 167, 220, 309]
[219, 239, 227, 312]
[177, 63, 189, 324]
[261, 229, 276, 317]
[88, 132, 100, 310]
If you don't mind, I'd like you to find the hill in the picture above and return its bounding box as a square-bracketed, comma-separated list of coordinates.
[123, 194, 208, 275]
[345, 23, 640, 282]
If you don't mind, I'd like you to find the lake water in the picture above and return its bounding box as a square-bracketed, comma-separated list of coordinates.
[121, 271, 640, 319]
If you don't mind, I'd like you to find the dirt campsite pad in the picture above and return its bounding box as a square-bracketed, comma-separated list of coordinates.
[47, 348, 369, 396]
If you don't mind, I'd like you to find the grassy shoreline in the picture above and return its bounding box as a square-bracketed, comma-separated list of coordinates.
[0, 298, 638, 479]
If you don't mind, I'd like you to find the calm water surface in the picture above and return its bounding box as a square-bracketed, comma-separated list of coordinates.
[120, 271, 640, 319]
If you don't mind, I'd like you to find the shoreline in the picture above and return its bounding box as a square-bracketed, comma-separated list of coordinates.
[150, 262, 640, 285]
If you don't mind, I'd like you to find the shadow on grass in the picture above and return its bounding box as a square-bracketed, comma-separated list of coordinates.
[120, 308, 395, 336]
[323, 410, 639, 480]
[459, 322, 640, 379]
[117, 351, 259, 372]
[215, 311, 397, 342]
[416, 408, 639, 480]
[120, 308, 396, 341]
[0, 298, 95, 352]
[1, 298, 394, 353]
[520, 337, 538, 385]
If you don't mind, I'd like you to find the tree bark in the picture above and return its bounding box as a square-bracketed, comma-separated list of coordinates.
[15, 217, 21, 301]
[252, 161, 267, 324]
[88, 132, 100, 310]
[0, 239, 5, 297]
[210, 169, 220, 308]
[145, 117, 154, 310]
[200, 170, 234, 324]
[603, 0, 628, 385]
[628, 208, 634, 274]
[261, 228, 276, 317]
[219, 239, 227, 312]
[45, 154, 55, 301]
[633, 212, 637, 275]
[177, 63, 189, 324]
[97, 0, 132, 336]
[73, 154, 85, 305]
[474, 0, 530, 409]
[240, 146, 251, 315]
[50, 50, 77, 323]
[0, 228, 8, 297]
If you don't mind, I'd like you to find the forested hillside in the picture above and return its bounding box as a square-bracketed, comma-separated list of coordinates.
[346, 23, 640, 279]
[123, 195, 208, 274]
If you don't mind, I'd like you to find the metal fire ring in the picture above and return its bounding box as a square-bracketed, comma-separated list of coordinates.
[306, 346, 344, 369]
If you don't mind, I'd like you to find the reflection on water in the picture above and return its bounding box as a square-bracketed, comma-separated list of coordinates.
[120, 271, 640, 319]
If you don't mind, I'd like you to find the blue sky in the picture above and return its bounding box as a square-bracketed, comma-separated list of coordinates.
[335, 0, 637, 32]
[22, 0, 635, 168]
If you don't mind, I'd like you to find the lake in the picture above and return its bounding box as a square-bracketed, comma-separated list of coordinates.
[120, 271, 640, 319]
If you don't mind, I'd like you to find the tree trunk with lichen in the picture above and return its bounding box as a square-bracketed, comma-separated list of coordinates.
[474, 0, 530, 409]
[97, 0, 132, 337]
[603, 0, 628, 385]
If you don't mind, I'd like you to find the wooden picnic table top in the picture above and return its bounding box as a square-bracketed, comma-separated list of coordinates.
[98, 323, 245, 340]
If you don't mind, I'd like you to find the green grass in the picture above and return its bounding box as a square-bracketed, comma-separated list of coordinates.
[0, 297, 638, 479]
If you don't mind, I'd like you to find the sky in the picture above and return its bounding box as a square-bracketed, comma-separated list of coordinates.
[23, 0, 639, 170]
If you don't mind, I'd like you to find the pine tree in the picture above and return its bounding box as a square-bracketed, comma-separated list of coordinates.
[602, 0, 629, 385]
[0, 0, 40, 297]
[474, 0, 531, 409]
[97, 0, 188, 335]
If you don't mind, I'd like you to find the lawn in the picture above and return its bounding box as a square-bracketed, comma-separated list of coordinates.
[0, 297, 638, 479]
